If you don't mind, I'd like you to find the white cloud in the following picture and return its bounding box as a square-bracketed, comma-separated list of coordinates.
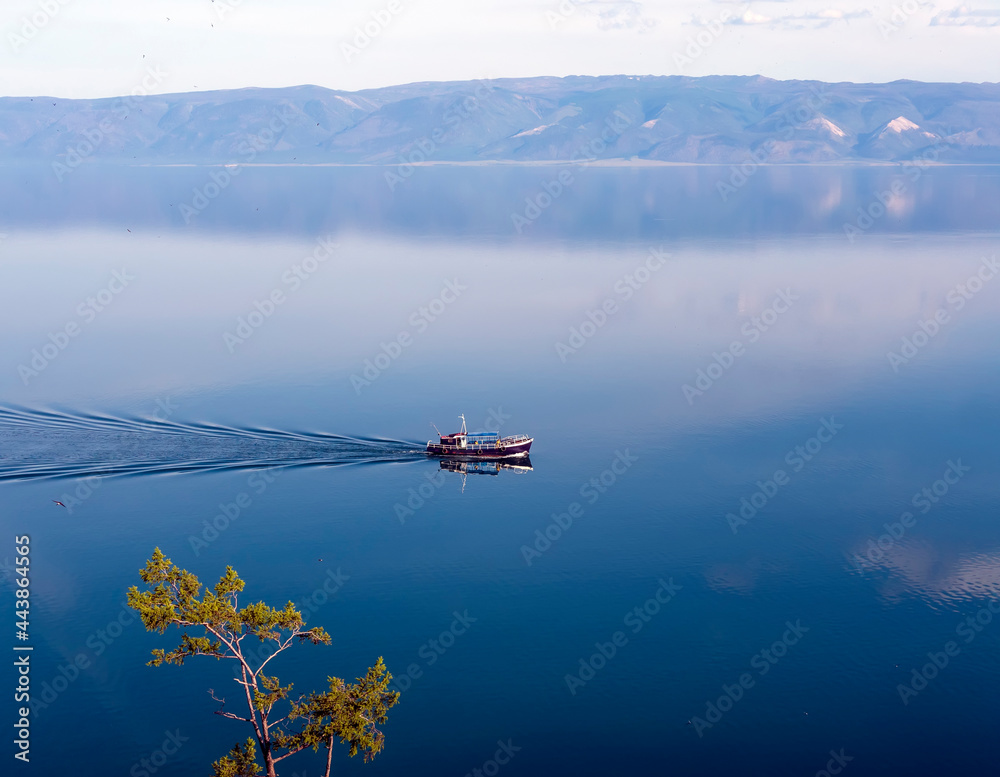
[735, 10, 774, 24]
[931, 5, 1000, 26]
[724, 6, 872, 28]
[561, 0, 657, 31]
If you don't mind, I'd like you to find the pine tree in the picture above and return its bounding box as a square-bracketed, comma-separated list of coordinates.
[127, 548, 399, 777]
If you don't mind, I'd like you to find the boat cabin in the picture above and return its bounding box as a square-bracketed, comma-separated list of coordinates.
[438, 433, 500, 450]
[436, 416, 499, 450]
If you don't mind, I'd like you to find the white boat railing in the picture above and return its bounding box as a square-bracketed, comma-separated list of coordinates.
[428, 434, 531, 448]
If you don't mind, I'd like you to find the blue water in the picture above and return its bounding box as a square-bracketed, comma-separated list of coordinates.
[1, 165, 999, 776]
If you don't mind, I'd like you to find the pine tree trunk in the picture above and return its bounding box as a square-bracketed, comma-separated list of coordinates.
[263, 743, 278, 777]
[323, 733, 335, 777]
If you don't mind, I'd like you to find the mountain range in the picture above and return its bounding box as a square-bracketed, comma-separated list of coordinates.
[2, 75, 999, 166]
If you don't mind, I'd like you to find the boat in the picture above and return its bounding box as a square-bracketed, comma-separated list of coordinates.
[427, 415, 533, 459]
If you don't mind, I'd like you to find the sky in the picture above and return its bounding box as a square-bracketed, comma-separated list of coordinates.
[0, 0, 998, 98]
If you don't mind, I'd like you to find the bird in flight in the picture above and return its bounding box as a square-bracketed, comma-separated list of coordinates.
[53, 500, 67, 508]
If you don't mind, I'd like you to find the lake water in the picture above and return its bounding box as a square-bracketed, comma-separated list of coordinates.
[1, 164, 999, 776]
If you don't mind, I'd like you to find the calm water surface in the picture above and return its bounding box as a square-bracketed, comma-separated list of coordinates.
[1, 166, 999, 776]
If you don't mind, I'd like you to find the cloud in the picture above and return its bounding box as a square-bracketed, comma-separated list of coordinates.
[931, 5, 1000, 26]
[728, 9, 773, 24]
[723, 7, 872, 28]
[568, 0, 657, 31]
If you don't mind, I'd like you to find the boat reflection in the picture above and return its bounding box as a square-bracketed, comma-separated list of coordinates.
[439, 456, 533, 476]
[439, 456, 533, 490]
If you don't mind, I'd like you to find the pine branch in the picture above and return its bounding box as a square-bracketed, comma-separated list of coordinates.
[210, 689, 252, 723]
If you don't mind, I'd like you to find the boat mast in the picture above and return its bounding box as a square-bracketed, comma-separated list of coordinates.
[458, 414, 467, 435]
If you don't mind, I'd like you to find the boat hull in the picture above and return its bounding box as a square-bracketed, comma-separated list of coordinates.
[426, 438, 533, 459]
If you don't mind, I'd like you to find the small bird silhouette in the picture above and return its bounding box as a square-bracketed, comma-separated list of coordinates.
[53, 500, 66, 508]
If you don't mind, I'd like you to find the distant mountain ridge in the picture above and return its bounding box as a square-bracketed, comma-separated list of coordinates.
[2, 75, 999, 166]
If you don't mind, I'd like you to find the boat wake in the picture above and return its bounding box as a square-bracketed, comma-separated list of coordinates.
[0, 405, 425, 483]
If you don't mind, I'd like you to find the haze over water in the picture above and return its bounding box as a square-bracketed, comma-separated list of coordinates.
[1, 164, 999, 776]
